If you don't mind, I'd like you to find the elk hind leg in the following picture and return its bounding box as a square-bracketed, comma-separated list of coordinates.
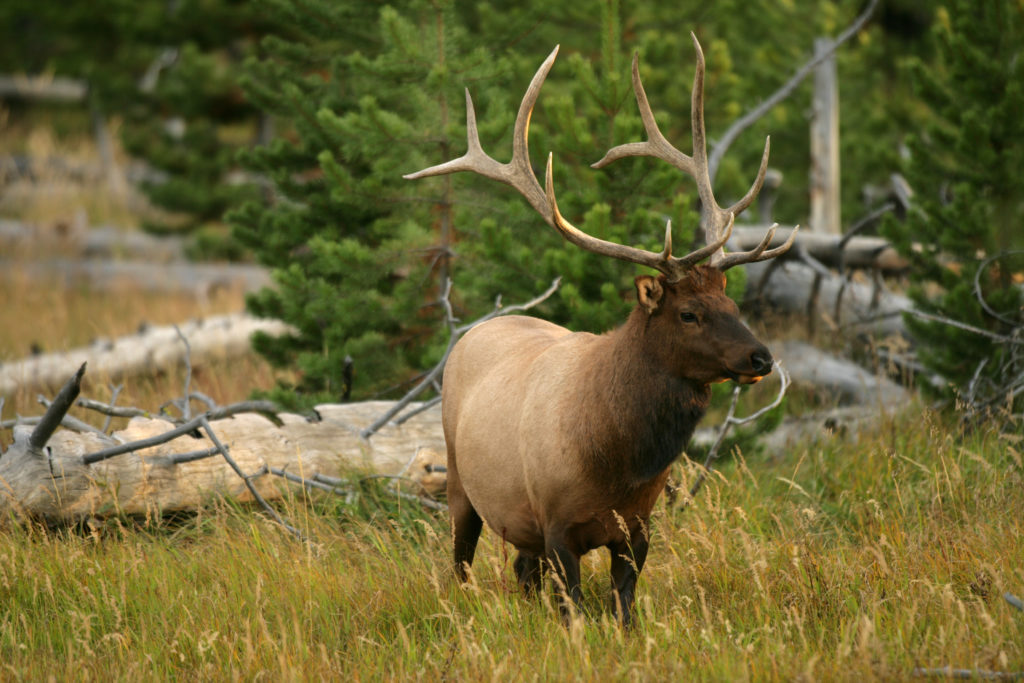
[447, 460, 482, 582]
[545, 535, 583, 620]
[513, 551, 544, 596]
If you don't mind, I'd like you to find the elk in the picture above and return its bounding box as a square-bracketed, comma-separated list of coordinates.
[405, 34, 795, 625]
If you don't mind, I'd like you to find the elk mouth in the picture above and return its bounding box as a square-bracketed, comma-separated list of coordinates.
[723, 366, 771, 385]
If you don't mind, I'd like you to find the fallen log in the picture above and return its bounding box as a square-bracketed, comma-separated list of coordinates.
[2, 258, 271, 297]
[0, 313, 291, 395]
[0, 391, 446, 524]
[730, 224, 907, 272]
[744, 259, 912, 339]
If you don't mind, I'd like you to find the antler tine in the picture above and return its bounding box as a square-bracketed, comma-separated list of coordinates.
[712, 223, 800, 271]
[547, 154, 735, 282]
[547, 154, 684, 280]
[403, 45, 561, 225]
[591, 52, 696, 175]
[591, 33, 779, 271]
[726, 136, 771, 217]
[677, 212, 735, 269]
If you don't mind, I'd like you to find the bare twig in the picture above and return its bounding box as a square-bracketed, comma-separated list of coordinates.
[707, 0, 879, 182]
[394, 395, 442, 426]
[75, 397, 280, 425]
[974, 250, 1024, 327]
[907, 310, 1024, 345]
[175, 325, 192, 421]
[682, 363, 790, 504]
[1006, 592, 1024, 612]
[81, 414, 208, 465]
[102, 384, 123, 434]
[912, 667, 1024, 680]
[198, 416, 304, 540]
[75, 398, 151, 420]
[361, 277, 561, 438]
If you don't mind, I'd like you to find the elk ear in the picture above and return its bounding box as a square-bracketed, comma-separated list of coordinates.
[635, 275, 664, 314]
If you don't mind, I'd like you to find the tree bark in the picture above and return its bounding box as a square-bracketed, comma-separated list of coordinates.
[0, 401, 446, 523]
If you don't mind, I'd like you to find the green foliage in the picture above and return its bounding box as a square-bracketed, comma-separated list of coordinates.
[226, 0, 934, 406]
[882, 1, 1024, 402]
[230, 0, 506, 404]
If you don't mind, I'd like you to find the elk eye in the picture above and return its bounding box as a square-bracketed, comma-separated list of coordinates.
[680, 312, 698, 323]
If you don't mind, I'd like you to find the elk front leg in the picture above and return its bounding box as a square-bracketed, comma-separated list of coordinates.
[545, 534, 582, 620]
[608, 524, 651, 627]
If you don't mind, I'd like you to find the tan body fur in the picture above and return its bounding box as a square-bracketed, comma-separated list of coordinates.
[442, 268, 772, 624]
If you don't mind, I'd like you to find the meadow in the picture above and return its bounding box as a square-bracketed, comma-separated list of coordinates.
[1, 119, 1022, 682]
[0, 397, 1021, 681]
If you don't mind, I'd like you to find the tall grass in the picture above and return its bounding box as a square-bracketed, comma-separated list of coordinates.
[2, 409, 1021, 680]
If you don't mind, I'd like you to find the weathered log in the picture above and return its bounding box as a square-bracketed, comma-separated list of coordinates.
[744, 259, 912, 338]
[2, 258, 272, 297]
[0, 313, 291, 395]
[730, 224, 907, 271]
[774, 340, 908, 407]
[0, 218, 184, 261]
[0, 400, 446, 523]
[0, 75, 87, 102]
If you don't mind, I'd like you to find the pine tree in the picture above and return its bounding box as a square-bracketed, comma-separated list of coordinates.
[118, 0, 278, 257]
[882, 1, 1023, 406]
[230, 0, 507, 407]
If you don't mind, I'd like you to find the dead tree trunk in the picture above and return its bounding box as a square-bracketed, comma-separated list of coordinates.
[809, 37, 841, 235]
[0, 396, 446, 524]
[0, 313, 290, 395]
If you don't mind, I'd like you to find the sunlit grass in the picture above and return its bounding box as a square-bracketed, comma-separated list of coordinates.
[1, 407, 1021, 680]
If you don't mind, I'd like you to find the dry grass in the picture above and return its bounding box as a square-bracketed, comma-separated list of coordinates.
[0, 107, 156, 228]
[0, 409, 1021, 680]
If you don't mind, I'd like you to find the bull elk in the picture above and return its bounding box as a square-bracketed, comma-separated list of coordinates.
[405, 34, 795, 625]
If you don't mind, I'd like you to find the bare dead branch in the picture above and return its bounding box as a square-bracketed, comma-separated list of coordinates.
[394, 395, 442, 426]
[81, 415, 208, 465]
[912, 666, 1024, 680]
[75, 398, 152, 420]
[360, 277, 561, 439]
[29, 362, 87, 453]
[101, 384, 123, 434]
[707, 0, 879, 182]
[198, 416, 304, 540]
[907, 310, 1024, 345]
[974, 250, 1024, 327]
[175, 325, 193, 421]
[1006, 592, 1024, 612]
[680, 363, 790, 504]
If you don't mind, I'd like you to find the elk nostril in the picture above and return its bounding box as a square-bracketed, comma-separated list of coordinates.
[751, 350, 773, 375]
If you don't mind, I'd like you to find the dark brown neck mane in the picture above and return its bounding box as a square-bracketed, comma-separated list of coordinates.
[575, 307, 711, 486]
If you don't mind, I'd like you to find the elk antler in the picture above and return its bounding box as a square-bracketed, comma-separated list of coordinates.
[404, 38, 795, 280]
[403, 46, 559, 225]
[592, 33, 797, 271]
[404, 45, 742, 282]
